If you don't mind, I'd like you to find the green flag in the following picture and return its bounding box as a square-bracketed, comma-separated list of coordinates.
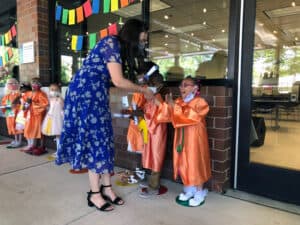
[89, 33, 97, 49]
[104, 0, 111, 13]
[62, 9, 69, 24]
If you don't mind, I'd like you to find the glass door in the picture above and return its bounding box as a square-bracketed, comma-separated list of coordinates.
[237, 0, 300, 205]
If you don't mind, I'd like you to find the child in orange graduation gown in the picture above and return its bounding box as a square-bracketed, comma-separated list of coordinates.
[157, 76, 211, 206]
[1, 78, 23, 148]
[22, 77, 49, 155]
[139, 72, 169, 196]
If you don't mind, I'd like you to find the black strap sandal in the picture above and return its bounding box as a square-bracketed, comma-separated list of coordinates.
[87, 190, 114, 212]
[100, 185, 124, 205]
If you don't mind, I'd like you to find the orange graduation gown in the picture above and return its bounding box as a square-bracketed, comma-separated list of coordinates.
[24, 90, 49, 139]
[157, 97, 211, 186]
[1, 92, 22, 135]
[142, 94, 167, 172]
[127, 92, 146, 152]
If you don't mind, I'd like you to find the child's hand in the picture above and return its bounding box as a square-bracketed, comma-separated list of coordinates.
[165, 93, 174, 106]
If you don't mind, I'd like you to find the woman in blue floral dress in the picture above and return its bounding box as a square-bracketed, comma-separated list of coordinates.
[56, 19, 153, 212]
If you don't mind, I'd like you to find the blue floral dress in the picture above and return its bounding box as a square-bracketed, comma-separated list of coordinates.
[56, 36, 121, 174]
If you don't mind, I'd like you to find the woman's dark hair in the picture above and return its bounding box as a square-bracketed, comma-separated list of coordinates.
[118, 19, 149, 83]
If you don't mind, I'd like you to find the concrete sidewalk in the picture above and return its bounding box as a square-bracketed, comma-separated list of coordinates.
[1, 142, 300, 225]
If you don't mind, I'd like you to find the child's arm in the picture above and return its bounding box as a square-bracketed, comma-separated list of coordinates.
[32, 92, 49, 114]
[172, 98, 209, 128]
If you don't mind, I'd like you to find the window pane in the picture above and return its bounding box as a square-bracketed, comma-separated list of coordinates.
[250, 0, 300, 171]
[149, 0, 230, 80]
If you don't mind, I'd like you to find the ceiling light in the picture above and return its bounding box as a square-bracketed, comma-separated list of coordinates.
[292, 1, 296, 7]
[203, 8, 207, 13]
[165, 34, 169, 38]
[222, 29, 225, 33]
[295, 37, 299, 41]
[259, 23, 264, 26]
[273, 30, 278, 34]
[212, 38, 216, 42]
[86, 32, 89, 35]
[164, 15, 169, 19]
[191, 33, 194, 36]
[164, 43, 168, 46]
[203, 21, 207, 25]
[171, 26, 175, 30]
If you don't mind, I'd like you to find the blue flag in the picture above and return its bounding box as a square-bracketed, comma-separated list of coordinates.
[76, 35, 84, 51]
[55, 5, 62, 21]
[92, 0, 100, 14]
[0, 57, 3, 66]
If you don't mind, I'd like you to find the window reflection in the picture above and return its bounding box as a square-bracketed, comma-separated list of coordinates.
[149, 0, 230, 80]
[250, 0, 300, 171]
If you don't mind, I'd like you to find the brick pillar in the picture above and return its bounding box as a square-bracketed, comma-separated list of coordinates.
[202, 86, 233, 192]
[16, 0, 49, 83]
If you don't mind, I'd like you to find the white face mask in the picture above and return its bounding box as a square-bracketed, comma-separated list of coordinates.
[183, 92, 195, 103]
[49, 91, 60, 97]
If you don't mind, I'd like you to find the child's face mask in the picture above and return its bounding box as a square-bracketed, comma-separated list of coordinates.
[49, 91, 60, 97]
[183, 92, 196, 103]
[31, 84, 41, 90]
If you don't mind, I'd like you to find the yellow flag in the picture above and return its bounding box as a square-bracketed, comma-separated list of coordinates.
[5, 33, 9, 44]
[2, 53, 6, 65]
[69, 9, 75, 25]
[71, 35, 77, 51]
[111, 0, 119, 12]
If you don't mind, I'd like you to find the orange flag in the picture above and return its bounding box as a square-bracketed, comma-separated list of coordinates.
[100, 28, 108, 39]
[76, 6, 84, 23]
[7, 48, 13, 59]
[120, 0, 129, 8]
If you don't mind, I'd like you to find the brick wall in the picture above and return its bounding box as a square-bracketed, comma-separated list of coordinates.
[111, 85, 233, 192]
[16, 0, 50, 83]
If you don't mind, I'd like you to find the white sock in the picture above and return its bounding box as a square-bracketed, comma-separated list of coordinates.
[179, 186, 197, 201]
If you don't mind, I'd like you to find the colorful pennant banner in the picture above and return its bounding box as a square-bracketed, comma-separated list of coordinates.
[69, 23, 118, 51]
[0, 24, 17, 47]
[56, 0, 134, 25]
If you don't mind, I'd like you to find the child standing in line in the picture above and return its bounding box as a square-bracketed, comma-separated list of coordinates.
[22, 77, 49, 156]
[138, 71, 169, 197]
[42, 83, 64, 157]
[157, 76, 211, 207]
[1, 78, 23, 148]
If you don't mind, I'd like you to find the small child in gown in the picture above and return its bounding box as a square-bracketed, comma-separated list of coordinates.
[42, 83, 64, 157]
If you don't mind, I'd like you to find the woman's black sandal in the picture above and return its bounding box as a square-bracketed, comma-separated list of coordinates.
[100, 184, 124, 205]
[87, 190, 114, 212]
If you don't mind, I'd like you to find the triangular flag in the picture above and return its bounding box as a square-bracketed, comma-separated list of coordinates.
[71, 35, 78, 51]
[100, 28, 108, 39]
[62, 8, 69, 24]
[68, 9, 75, 25]
[92, 0, 100, 14]
[108, 23, 118, 35]
[5, 33, 9, 44]
[120, 0, 129, 8]
[0, 57, 3, 67]
[83, 0, 93, 18]
[8, 30, 12, 42]
[11, 25, 17, 37]
[7, 48, 13, 59]
[1, 36, 4, 46]
[5, 52, 9, 62]
[89, 33, 97, 49]
[76, 35, 83, 50]
[111, 0, 119, 11]
[2, 54, 6, 65]
[103, 0, 110, 13]
[76, 6, 84, 23]
[129, 0, 134, 3]
[55, 5, 62, 21]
